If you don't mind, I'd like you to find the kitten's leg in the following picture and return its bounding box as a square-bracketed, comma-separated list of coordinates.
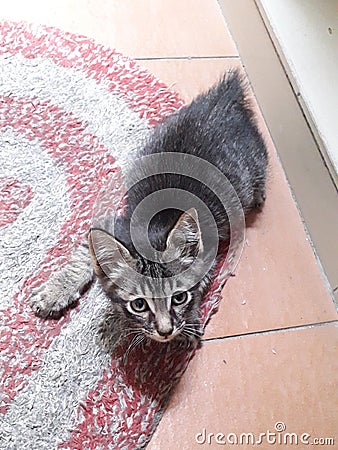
[29, 242, 94, 319]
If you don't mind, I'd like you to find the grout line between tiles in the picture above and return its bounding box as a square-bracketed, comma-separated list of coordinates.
[202, 319, 338, 343]
[133, 55, 240, 61]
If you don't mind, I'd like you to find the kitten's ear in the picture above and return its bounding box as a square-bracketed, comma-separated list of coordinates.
[88, 229, 136, 280]
[165, 208, 203, 262]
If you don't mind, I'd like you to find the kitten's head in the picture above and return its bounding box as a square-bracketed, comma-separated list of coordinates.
[89, 209, 210, 344]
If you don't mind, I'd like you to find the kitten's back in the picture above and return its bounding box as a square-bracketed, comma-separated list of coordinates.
[117, 70, 268, 249]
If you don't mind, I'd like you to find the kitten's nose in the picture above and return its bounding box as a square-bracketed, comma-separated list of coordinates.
[157, 327, 173, 338]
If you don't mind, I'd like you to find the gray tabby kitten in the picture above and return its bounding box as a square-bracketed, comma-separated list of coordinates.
[30, 70, 268, 351]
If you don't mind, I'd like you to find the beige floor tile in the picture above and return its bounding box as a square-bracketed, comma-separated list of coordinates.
[148, 323, 338, 449]
[204, 124, 337, 339]
[139, 57, 240, 103]
[0, 0, 237, 58]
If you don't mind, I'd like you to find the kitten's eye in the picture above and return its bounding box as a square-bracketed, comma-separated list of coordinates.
[171, 292, 188, 306]
[130, 298, 149, 313]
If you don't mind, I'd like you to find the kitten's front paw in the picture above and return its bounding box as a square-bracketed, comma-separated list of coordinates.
[29, 283, 79, 319]
[29, 244, 94, 319]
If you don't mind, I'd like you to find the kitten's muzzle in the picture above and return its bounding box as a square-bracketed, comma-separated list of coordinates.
[151, 323, 185, 342]
[157, 328, 173, 339]
[153, 328, 175, 342]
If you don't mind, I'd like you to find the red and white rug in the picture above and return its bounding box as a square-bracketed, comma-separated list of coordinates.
[0, 21, 232, 449]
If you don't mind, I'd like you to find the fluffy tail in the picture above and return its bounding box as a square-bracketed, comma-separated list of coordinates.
[188, 69, 255, 127]
[206, 69, 248, 111]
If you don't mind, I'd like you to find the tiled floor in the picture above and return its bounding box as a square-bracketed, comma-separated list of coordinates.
[2, 0, 337, 448]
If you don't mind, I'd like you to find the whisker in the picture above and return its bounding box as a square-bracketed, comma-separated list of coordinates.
[183, 323, 202, 329]
[122, 329, 142, 339]
[124, 334, 140, 357]
[182, 329, 197, 338]
[130, 335, 145, 355]
[183, 326, 202, 337]
[182, 328, 202, 340]
[123, 334, 145, 363]
[181, 331, 199, 348]
[110, 329, 141, 350]
[176, 324, 186, 333]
